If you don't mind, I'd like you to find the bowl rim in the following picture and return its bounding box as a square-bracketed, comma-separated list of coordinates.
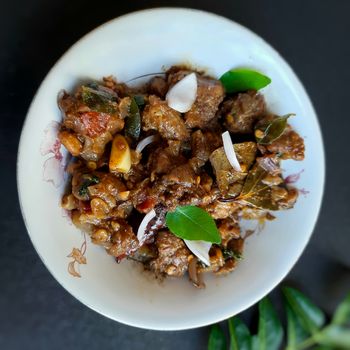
[17, 7, 325, 330]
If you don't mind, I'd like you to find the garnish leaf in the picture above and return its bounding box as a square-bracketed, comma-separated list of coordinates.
[81, 85, 118, 114]
[220, 68, 271, 93]
[133, 94, 145, 107]
[257, 297, 283, 350]
[255, 114, 294, 145]
[222, 248, 243, 261]
[208, 324, 227, 350]
[314, 325, 350, 349]
[228, 317, 252, 350]
[286, 303, 309, 350]
[125, 97, 141, 140]
[332, 293, 350, 326]
[166, 205, 221, 244]
[282, 287, 325, 335]
[78, 175, 99, 197]
[239, 164, 279, 210]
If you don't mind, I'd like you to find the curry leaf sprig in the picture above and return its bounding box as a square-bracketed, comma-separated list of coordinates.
[208, 287, 350, 350]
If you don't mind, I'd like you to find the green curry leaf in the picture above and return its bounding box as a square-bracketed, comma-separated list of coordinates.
[78, 175, 100, 197]
[208, 324, 227, 350]
[255, 114, 294, 145]
[314, 325, 350, 349]
[332, 293, 350, 326]
[286, 303, 309, 350]
[81, 85, 118, 114]
[125, 97, 141, 140]
[166, 206, 221, 244]
[220, 68, 271, 94]
[282, 287, 325, 335]
[257, 297, 283, 350]
[228, 317, 252, 350]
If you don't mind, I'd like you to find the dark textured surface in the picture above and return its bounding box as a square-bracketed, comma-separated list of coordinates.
[1, 1, 349, 349]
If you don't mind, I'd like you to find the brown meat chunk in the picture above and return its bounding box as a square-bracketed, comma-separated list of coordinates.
[198, 246, 225, 273]
[223, 91, 265, 133]
[149, 231, 190, 277]
[162, 163, 198, 187]
[185, 76, 225, 128]
[148, 76, 168, 98]
[218, 219, 241, 247]
[264, 127, 305, 160]
[204, 200, 241, 220]
[142, 95, 189, 140]
[147, 144, 186, 177]
[58, 91, 124, 161]
[88, 173, 127, 208]
[275, 187, 299, 209]
[107, 222, 139, 259]
[191, 130, 223, 167]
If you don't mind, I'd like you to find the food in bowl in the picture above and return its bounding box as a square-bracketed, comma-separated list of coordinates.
[58, 65, 305, 288]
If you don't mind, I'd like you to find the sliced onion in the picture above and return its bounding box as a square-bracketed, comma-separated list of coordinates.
[137, 209, 156, 244]
[136, 135, 157, 153]
[166, 73, 197, 113]
[222, 131, 241, 172]
[184, 240, 211, 266]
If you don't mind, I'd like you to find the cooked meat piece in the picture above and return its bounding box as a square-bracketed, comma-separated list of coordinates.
[142, 95, 189, 141]
[131, 179, 158, 213]
[149, 231, 190, 277]
[191, 130, 208, 165]
[147, 144, 186, 177]
[162, 163, 198, 188]
[223, 91, 265, 134]
[199, 173, 213, 193]
[58, 90, 124, 161]
[129, 244, 158, 263]
[108, 222, 139, 259]
[209, 147, 246, 194]
[109, 201, 133, 219]
[256, 155, 281, 175]
[227, 237, 244, 256]
[204, 200, 241, 220]
[191, 130, 223, 166]
[263, 127, 305, 160]
[198, 246, 225, 273]
[217, 219, 241, 247]
[148, 76, 168, 98]
[275, 187, 298, 209]
[88, 173, 127, 208]
[262, 174, 283, 186]
[60, 91, 124, 138]
[118, 97, 132, 119]
[185, 75, 225, 128]
[215, 258, 238, 275]
[240, 207, 275, 221]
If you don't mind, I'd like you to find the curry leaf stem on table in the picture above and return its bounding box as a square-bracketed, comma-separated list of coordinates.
[208, 287, 350, 350]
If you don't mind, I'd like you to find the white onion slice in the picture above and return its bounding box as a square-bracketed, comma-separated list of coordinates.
[184, 240, 211, 266]
[222, 131, 242, 172]
[136, 135, 157, 153]
[137, 209, 156, 243]
[166, 73, 197, 113]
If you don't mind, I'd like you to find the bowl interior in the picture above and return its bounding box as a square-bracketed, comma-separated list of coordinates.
[17, 8, 324, 330]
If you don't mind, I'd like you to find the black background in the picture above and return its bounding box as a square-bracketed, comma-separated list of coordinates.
[1, 1, 350, 349]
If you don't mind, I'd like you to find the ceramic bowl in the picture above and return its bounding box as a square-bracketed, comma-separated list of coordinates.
[17, 8, 324, 330]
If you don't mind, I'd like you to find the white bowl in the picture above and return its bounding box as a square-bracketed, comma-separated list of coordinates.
[17, 8, 325, 330]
